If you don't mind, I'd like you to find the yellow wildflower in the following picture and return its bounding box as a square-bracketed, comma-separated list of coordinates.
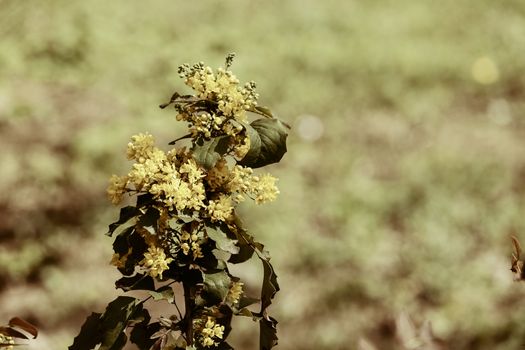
[253, 174, 279, 204]
[0, 333, 14, 350]
[181, 242, 190, 256]
[226, 281, 244, 305]
[180, 159, 204, 184]
[107, 175, 128, 205]
[200, 317, 224, 347]
[141, 246, 173, 279]
[228, 165, 253, 193]
[126, 133, 155, 162]
[234, 136, 251, 159]
[208, 195, 234, 222]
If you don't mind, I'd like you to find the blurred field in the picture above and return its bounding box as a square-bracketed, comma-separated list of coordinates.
[2, 0, 525, 349]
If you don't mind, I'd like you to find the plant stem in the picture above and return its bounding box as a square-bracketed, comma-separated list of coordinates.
[183, 281, 194, 346]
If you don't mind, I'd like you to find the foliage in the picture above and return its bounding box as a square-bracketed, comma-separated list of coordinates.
[71, 55, 288, 350]
[3, 1, 525, 349]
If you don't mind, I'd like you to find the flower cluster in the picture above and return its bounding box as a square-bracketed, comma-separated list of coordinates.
[108, 133, 207, 211]
[108, 134, 279, 223]
[226, 281, 244, 305]
[197, 317, 225, 347]
[0, 334, 14, 350]
[140, 246, 174, 279]
[176, 62, 259, 139]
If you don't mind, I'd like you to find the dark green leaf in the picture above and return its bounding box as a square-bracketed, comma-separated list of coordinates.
[69, 313, 102, 350]
[238, 295, 260, 309]
[130, 321, 159, 350]
[148, 285, 175, 303]
[107, 206, 139, 236]
[254, 106, 274, 119]
[238, 123, 262, 165]
[115, 274, 155, 292]
[212, 249, 232, 263]
[112, 226, 134, 256]
[236, 308, 255, 318]
[99, 296, 142, 350]
[216, 341, 235, 350]
[192, 136, 231, 169]
[229, 225, 261, 264]
[114, 228, 148, 276]
[259, 316, 278, 350]
[228, 218, 260, 263]
[260, 259, 279, 313]
[229, 244, 255, 264]
[136, 193, 154, 208]
[138, 206, 160, 235]
[207, 226, 240, 255]
[238, 118, 288, 168]
[203, 271, 231, 304]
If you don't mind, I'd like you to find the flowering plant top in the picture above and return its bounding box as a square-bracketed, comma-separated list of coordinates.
[71, 54, 289, 350]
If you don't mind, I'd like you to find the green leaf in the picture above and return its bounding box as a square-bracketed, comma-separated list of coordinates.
[107, 206, 139, 236]
[112, 226, 134, 256]
[113, 228, 148, 276]
[207, 226, 240, 255]
[260, 259, 279, 313]
[238, 118, 288, 168]
[99, 296, 142, 350]
[69, 313, 102, 350]
[138, 206, 160, 233]
[148, 285, 175, 303]
[238, 123, 262, 165]
[259, 316, 278, 350]
[203, 271, 232, 304]
[115, 274, 155, 292]
[192, 135, 231, 169]
[229, 224, 262, 264]
[136, 193, 154, 208]
[236, 308, 255, 318]
[254, 106, 274, 118]
[238, 295, 260, 309]
[129, 316, 157, 350]
[216, 342, 235, 350]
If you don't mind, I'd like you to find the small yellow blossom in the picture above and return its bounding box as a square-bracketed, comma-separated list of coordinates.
[181, 242, 191, 255]
[234, 136, 251, 159]
[226, 281, 244, 305]
[199, 317, 225, 347]
[179, 159, 205, 184]
[191, 241, 204, 259]
[0, 333, 14, 350]
[228, 165, 253, 193]
[107, 175, 128, 205]
[127, 133, 155, 161]
[179, 230, 204, 259]
[208, 195, 234, 222]
[177, 62, 258, 138]
[141, 246, 173, 279]
[253, 174, 279, 204]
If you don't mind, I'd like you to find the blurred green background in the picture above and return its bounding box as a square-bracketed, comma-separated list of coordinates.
[2, 0, 525, 349]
